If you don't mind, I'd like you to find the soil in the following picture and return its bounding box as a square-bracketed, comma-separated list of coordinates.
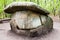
[0, 16, 60, 40]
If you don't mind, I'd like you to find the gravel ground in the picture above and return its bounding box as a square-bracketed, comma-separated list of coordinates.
[0, 22, 60, 40]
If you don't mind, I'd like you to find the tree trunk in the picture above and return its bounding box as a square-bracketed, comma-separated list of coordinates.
[53, 8, 56, 16]
[37, 0, 39, 5]
[25, 0, 27, 1]
[13, 0, 16, 2]
[45, 0, 46, 6]
[3, 0, 6, 18]
[30, 0, 32, 2]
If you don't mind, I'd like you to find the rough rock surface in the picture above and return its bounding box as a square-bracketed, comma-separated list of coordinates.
[4, 2, 49, 15]
[4, 2, 53, 37]
[10, 14, 53, 37]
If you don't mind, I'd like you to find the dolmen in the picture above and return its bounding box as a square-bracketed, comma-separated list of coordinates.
[4, 2, 53, 37]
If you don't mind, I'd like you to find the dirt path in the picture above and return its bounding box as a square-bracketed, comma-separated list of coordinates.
[0, 21, 60, 40]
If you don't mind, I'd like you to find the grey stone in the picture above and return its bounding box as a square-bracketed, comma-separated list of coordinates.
[4, 2, 49, 15]
[4, 2, 53, 37]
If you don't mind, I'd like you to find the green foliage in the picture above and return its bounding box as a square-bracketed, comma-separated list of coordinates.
[0, 0, 60, 18]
